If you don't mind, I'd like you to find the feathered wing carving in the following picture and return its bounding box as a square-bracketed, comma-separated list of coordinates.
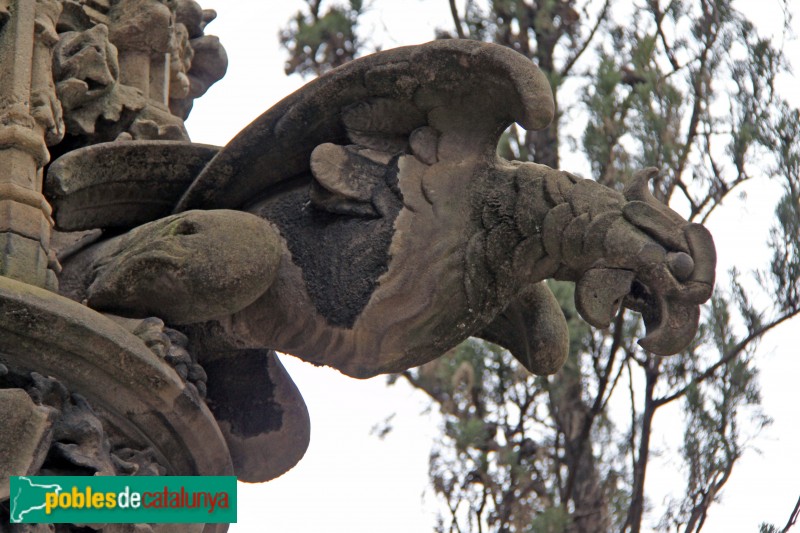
[168, 40, 568, 377]
[174, 39, 555, 211]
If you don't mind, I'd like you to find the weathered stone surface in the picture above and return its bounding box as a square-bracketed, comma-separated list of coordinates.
[46, 0, 226, 154]
[0, 275, 233, 477]
[170, 33, 228, 119]
[2, 371, 167, 478]
[1, 2, 232, 530]
[0, 389, 56, 500]
[60, 209, 282, 325]
[52, 41, 716, 385]
[477, 282, 569, 375]
[175, 39, 555, 211]
[0, 0, 59, 288]
[201, 350, 310, 483]
[2, 14, 717, 511]
[46, 140, 220, 231]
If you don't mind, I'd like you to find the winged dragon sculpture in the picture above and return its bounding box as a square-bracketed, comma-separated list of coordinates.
[46, 40, 716, 480]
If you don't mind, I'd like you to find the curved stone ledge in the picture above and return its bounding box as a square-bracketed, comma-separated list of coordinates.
[0, 275, 233, 479]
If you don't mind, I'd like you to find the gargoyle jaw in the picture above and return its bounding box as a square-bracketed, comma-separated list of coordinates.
[572, 170, 717, 356]
[624, 277, 701, 355]
[574, 266, 703, 356]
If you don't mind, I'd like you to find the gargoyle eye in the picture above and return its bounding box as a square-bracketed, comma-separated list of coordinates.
[667, 251, 694, 281]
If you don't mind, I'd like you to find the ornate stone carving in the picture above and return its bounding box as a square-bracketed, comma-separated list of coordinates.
[0, 0, 60, 289]
[49, 0, 227, 153]
[0, 367, 172, 530]
[0, 2, 231, 529]
[31, 0, 64, 147]
[42, 40, 715, 483]
[0, 0, 227, 290]
[1, 370, 167, 477]
[1, 3, 717, 529]
[0, 273, 234, 531]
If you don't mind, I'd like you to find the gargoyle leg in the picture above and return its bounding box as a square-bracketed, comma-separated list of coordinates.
[60, 209, 284, 325]
[475, 281, 569, 375]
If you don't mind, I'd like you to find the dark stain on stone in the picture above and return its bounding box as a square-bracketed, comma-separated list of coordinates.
[253, 156, 403, 328]
[203, 350, 282, 438]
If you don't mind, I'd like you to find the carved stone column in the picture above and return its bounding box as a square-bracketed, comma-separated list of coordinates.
[0, 2, 235, 531]
[0, 0, 58, 289]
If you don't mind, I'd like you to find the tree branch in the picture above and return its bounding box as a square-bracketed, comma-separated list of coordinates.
[599, 350, 630, 413]
[449, 0, 466, 39]
[560, 0, 611, 78]
[649, 0, 680, 71]
[626, 357, 638, 472]
[624, 357, 660, 533]
[595, 309, 626, 411]
[655, 308, 800, 407]
[668, 8, 722, 205]
[783, 495, 800, 533]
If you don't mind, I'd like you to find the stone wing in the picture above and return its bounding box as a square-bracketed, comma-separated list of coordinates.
[174, 39, 556, 212]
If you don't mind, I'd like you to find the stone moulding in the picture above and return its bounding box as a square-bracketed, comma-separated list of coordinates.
[0, 275, 233, 477]
[46, 140, 221, 231]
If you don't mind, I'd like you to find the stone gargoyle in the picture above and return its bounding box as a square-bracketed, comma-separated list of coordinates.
[45, 40, 715, 478]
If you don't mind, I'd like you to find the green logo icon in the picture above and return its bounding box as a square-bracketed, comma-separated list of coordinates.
[9, 476, 237, 524]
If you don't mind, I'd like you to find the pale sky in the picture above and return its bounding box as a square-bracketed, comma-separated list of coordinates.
[185, 1, 800, 531]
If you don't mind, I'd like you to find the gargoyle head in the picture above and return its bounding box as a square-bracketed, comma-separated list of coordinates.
[572, 168, 716, 354]
[53, 24, 119, 110]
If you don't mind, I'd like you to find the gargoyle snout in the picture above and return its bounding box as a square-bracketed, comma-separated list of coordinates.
[681, 223, 716, 303]
[632, 222, 716, 355]
[573, 206, 716, 356]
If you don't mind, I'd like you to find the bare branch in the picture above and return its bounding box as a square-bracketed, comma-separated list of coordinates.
[627, 357, 638, 471]
[624, 357, 661, 533]
[560, 0, 611, 77]
[649, 0, 680, 71]
[599, 350, 631, 413]
[668, 7, 723, 205]
[673, 178, 701, 218]
[655, 308, 800, 407]
[449, 0, 466, 39]
[784, 495, 800, 533]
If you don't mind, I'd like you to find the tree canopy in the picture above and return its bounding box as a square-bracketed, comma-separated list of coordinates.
[280, 1, 800, 531]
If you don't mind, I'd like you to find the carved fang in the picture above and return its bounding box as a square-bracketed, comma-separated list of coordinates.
[575, 268, 636, 329]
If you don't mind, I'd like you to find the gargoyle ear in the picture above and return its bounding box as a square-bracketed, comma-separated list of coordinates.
[175, 40, 556, 212]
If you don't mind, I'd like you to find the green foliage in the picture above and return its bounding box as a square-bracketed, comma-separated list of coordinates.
[660, 291, 771, 531]
[279, 0, 800, 531]
[769, 189, 800, 310]
[582, 53, 629, 185]
[279, 0, 363, 77]
[530, 505, 568, 533]
[764, 105, 800, 312]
